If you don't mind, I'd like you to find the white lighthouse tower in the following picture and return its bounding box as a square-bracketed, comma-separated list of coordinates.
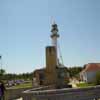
[51, 22, 59, 64]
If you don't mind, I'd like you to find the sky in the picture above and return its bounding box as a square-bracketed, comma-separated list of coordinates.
[0, 0, 100, 73]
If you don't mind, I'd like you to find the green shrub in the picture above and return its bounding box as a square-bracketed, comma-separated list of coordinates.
[95, 71, 100, 85]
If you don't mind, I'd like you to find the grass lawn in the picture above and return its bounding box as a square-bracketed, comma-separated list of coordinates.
[5, 82, 33, 99]
[76, 82, 95, 88]
[8, 82, 32, 89]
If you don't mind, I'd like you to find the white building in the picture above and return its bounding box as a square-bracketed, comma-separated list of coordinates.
[80, 63, 100, 83]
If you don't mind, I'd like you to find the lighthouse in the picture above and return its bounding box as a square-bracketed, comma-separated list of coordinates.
[33, 22, 69, 86]
[51, 22, 59, 65]
[45, 22, 59, 85]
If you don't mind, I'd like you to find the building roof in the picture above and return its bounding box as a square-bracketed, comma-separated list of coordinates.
[33, 68, 45, 75]
[82, 63, 100, 72]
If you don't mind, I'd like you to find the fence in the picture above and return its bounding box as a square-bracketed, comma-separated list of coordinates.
[22, 86, 100, 100]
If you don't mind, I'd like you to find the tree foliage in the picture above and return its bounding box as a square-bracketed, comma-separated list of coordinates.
[0, 69, 33, 81]
[0, 69, 6, 75]
[0, 67, 83, 81]
[68, 66, 83, 77]
[95, 71, 100, 85]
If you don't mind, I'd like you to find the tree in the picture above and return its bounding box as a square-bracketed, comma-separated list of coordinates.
[0, 69, 6, 75]
[95, 71, 100, 85]
[0, 69, 6, 80]
[68, 67, 83, 77]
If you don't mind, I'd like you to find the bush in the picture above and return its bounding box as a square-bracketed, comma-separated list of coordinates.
[95, 71, 100, 85]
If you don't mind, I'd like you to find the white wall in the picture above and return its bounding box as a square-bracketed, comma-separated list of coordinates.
[81, 71, 97, 83]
